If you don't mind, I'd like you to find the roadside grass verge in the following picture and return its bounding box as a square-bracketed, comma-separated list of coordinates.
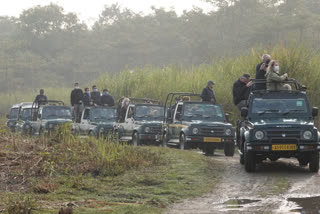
[0, 126, 223, 213]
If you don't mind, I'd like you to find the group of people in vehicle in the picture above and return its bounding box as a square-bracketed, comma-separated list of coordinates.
[232, 54, 291, 110]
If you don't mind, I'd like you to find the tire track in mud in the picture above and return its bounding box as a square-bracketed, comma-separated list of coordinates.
[167, 153, 320, 214]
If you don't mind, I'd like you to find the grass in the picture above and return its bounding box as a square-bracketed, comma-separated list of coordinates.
[0, 126, 223, 213]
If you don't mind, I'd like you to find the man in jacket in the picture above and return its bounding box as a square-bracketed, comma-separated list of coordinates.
[34, 89, 48, 106]
[71, 82, 84, 122]
[265, 60, 288, 91]
[83, 88, 91, 107]
[233, 74, 253, 111]
[201, 80, 216, 103]
[255, 54, 271, 90]
[91, 85, 101, 106]
[101, 89, 115, 107]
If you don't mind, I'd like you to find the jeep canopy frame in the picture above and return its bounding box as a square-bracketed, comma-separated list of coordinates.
[252, 78, 307, 93]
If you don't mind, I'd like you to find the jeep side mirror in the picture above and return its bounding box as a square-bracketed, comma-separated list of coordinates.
[241, 107, 248, 118]
[312, 107, 318, 117]
[225, 113, 230, 122]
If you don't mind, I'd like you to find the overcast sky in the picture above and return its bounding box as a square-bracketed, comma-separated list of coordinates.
[0, 0, 214, 24]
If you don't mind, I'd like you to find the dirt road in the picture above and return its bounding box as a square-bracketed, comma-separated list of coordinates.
[167, 153, 320, 214]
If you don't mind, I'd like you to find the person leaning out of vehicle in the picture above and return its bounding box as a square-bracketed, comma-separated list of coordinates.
[71, 82, 84, 123]
[265, 60, 288, 91]
[91, 85, 101, 106]
[101, 89, 115, 107]
[119, 98, 130, 122]
[34, 89, 48, 106]
[83, 88, 91, 107]
[201, 80, 216, 103]
[232, 74, 253, 111]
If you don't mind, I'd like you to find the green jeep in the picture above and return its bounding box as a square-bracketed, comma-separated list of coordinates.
[72, 106, 117, 138]
[162, 93, 235, 156]
[15, 104, 33, 135]
[237, 79, 320, 172]
[6, 104, 20, 132]
[115, 98, 164, 146]
[29, 100, 72, 136]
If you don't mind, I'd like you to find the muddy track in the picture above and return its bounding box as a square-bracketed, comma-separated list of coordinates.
[166, 152, 320, 214]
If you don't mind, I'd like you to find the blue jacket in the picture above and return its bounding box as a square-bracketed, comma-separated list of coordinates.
[201, 87, 216, 102]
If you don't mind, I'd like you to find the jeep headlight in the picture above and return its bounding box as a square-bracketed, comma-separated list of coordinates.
[192, 128, 199, 135]
[145, 127, 150, 133]
[225, 128, 232, 136]
[255, 131, 264, 140]
[303, 131, 312, 140]
[48, 124, 54, 129]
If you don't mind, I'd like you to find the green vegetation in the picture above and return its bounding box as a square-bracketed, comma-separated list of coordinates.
[0, 126, 223, 213]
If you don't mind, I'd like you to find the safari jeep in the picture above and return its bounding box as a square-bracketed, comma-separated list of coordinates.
[237, 79, 320, 172]
[115, 98, 164, 146]
[29, 100, 72, 136]
[6, 104, 20, 132]
[6, 102, 32, 132]
[162, 93, 235, 156]
[72, 106, 117, 138]
[15, 104, 33, 135]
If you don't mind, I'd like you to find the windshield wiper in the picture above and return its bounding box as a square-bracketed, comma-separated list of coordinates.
[283, 109, 305, 115]
[258, 110, 280, 115]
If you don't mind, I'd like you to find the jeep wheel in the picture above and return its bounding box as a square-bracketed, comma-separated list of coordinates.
[132, 132, 140, 147]
[179, 133, 187, 150]
[204, 144, 215, 156]
[224, 143, 235, 157]
[309, 152, 319, 173]
[244, 146, 256, 172]
[162, 133, 168, 148]
[240, 153, 244, 165]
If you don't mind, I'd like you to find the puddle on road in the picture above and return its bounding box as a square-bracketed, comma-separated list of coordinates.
[288, 196, 320, 214]
[224, 199, 261, 209]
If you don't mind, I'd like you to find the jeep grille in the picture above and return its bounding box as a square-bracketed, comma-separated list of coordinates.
[200, 127, 225, 136]
[267, 130, 300, 138]
[150, 126, 161, 134]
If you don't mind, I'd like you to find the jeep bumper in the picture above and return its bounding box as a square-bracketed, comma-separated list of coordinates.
[186, 136, 235, 148]
[246, 142, 320, 152]
[140, 133, 161, 142]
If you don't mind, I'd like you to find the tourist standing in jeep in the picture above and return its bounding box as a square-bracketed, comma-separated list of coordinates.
[232, 74, 253, 110]
[71, 82, 84, 123]
[101, 89, 115, 107]
[34, 89, 48, 106]
[201, 80, 216, 103]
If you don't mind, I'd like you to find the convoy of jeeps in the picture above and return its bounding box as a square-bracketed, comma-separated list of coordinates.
[5, 79, 320, 173]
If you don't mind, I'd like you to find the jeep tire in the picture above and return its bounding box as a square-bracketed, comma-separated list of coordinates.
[224, 143, 235, 157]
[179, 133, 187, 150]
[133, 132, 140, 147]
[204, 143, 215, 156]
[162, 133, 168, 148]
[244, 144, 256, 172]
[309, 152, 319, 173]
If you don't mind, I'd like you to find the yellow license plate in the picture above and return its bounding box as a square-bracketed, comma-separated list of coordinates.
[272, 144, 297, 151]
[204, 137, 221, 143]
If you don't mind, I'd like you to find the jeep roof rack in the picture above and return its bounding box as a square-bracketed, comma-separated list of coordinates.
[252, 78, 307, 93]
[164, 93, 202, 110]
[129, 98, 160, 104]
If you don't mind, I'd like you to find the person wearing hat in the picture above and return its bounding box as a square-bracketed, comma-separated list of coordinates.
[71, 82, 84, 123]
[201, 80, 216, 103]
[232, 74, 253, 111]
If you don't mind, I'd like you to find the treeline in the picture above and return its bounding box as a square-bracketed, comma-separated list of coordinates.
[1, 0, 320, 92]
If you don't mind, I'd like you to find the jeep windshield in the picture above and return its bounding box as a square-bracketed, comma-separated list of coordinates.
[90, 108, 116, 122]
[182, 103, 225, 121]
[42, 106, 72, 120]
[21, 108, 32, 121]
[135, 105, 164, 121]
[9, 108, 19, 119]
[251, 98, 308, 117]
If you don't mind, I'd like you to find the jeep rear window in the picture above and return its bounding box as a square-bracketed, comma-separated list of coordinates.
[251, 98, 308, 114]
[183, 103, 224, 121]
[9, 108, 19, 119]
[21, 108, 32, 121]
[90, 108, 116, 122]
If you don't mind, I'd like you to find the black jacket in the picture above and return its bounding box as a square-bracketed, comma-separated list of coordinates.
[201, 87, 216, 102]
[70, 88, 83, 106]
[83, 93, 91, 106]
[101, 94, 115, 107]
[232, 79, 250, 105]
[34, 94, 48, 105]
[255, 62, 267, 90]
[91, 91, 101, 105]
[119, 107, 127, 122]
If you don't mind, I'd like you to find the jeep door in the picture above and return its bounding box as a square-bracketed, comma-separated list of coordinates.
[123, 106, 135, 137]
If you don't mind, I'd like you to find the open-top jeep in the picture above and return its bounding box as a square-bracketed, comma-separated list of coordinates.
[237, 79, 320, 172]
[162, 93, 235, 156]
[6, 102, 32, 132]
[29, 100, 72, 136]
[15, 103, 33, 135]
[73, 106, 117, 138]
[115, 98, 164, 146]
